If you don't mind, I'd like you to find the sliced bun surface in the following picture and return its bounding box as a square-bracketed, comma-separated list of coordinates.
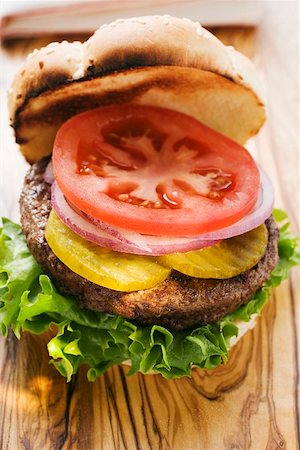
[9, 15, 266, 163]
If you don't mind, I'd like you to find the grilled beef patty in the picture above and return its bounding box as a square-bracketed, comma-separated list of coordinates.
[20, 158, 279, 330]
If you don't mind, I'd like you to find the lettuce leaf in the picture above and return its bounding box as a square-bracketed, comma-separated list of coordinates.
[0, 210, 299, 380]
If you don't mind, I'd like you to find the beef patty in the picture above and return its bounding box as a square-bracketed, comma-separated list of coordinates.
[20, 158, 279, 330]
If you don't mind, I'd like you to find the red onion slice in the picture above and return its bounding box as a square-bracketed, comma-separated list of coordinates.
[43, 160, 54, 184]
[192, 168, 274, 240]
[51, 182, 219, 255]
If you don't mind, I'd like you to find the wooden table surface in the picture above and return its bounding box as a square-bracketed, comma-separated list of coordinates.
[0, 3, 299, 450]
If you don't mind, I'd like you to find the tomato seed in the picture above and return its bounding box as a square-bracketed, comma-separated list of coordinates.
[118, 194, 129, 201]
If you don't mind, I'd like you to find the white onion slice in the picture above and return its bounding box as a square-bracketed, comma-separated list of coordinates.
[51, 182, 220, 255]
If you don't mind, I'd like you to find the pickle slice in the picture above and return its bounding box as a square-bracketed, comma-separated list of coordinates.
[159, 224, 268, 279]
[45, 210, 171, 292]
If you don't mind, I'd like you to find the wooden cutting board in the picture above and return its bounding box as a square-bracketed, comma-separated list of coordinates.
[0, 5, 299, 450]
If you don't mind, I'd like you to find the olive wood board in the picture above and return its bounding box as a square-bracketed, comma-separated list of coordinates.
[0, 4, 299, 450]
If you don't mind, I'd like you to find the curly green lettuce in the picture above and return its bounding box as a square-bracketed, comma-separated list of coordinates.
[0, 210, 299, 381]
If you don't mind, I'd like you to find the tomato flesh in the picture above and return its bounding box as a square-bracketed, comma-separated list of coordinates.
[53, 104, 260, 236]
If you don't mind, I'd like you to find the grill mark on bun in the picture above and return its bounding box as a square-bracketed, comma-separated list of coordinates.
[15, 70, 188, 128]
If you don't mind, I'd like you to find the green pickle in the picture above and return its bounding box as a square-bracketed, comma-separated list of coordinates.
[159, 224, 268, 279]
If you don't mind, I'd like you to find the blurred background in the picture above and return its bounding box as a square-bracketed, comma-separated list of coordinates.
[0, 0, 264, 39]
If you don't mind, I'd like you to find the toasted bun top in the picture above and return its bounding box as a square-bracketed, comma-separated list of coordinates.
[8, 15, 266, 163]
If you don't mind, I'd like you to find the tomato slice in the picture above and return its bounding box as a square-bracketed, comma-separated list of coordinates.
[53, 104, 260, 236]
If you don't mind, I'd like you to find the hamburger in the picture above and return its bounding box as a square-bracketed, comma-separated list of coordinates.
[1, 16, 299, 380]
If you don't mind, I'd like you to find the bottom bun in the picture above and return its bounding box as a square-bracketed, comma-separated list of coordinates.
[228, 314, 258, 347]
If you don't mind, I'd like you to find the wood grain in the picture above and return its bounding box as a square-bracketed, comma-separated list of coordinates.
[0, 3, 299, 450]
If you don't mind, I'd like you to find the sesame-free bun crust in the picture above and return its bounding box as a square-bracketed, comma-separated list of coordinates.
[9, 15, 266, 163]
